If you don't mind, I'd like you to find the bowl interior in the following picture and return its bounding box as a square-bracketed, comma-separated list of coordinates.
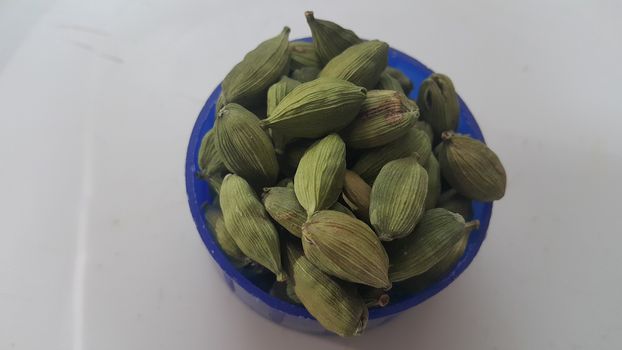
[185, 40, 493, 321]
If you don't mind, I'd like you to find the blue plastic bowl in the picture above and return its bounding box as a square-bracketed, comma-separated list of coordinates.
[185, 41, 493, 334]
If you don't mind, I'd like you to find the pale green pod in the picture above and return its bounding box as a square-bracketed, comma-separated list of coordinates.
[414, 120, 434, 143]
[215, 103, 279, 188]
[417, 73, 460, 139]
[204, 205, 250, 267]
[302, 210, 391, 289]
[266, 76, 301, 116]
[220, 174, 285, 281]
[305, 11, 362, 65]
[436, 131, 506, 201]
[294, 134, 346, 216]
[370, 157, 428, 241]
[353, 127, 431, 184]
[221, 27, 290, 108]
[290, 66, 321, 83]
[285, 242, 368, 337]
[261, 78, 366, 138]
[319, 40, 389, 89]
[385, 67, 413, 95]
[421, 220, 479, 281]
[289, 41, 321, 70]
[424, 154, 441, 209]
[387, 208, 475, 282]
[198, 130, 227, 178]
[343, 90, 419, 149]
[376, 71, 404, 94]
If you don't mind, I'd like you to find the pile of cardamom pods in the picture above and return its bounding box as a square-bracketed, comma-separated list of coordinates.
[198, 11, 506, 337]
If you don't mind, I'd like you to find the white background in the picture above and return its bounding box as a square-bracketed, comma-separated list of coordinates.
[1, 0, 621, 349]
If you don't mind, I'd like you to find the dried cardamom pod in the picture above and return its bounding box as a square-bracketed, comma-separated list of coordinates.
[414, 120, 434, 143]
[302, 210, 391, 289]
[198, 130, 227, 178]
[343, 90, 419, 149]
[319, 40, 389, 89]
[285, 242, 368, 337]
[359, 286, 390, 308]
[220, 174, 285, 281]
[289, 41, 321, 70]
[290, 66, 321, 83]
[220, 27, 290, 108]
[352, 127, 432, 184]
[424, 154, 441, 209]
[342, 170, 371, 222]
[294, 134, 346, 215]
[261, 78, 366, 138]
[204, 204, 250, 267]
[263, 186, 355, 238]
[216, 103, 279, 188]
[417, 73, 460, 139]
[266, 76, 301, 116]
[305, 11, 362, 65]
[376, 71, 404, 94]
[421, 220, 479, 282]
[370, 157, 428, 241]
[385, 67, 413, 95]
[436, 131, 506, 201]
[438, 189, 472, 218]
[387, 208, 478, 282]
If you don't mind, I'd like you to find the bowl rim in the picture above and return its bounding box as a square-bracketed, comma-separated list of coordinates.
[185, 40, 493, 321]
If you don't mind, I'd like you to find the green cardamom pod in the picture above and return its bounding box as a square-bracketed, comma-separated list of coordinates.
[387, 208, 477, 282]
[438, 189, 473, 219]
[220, 174, 285, 281]
[285, 242, 368, 337]
[370, 157, 428, 241]
[343, 90, 419, 149]
[289, 41, 321, 70]
[376, 71, 404, 94]
[220, 27, 290, 108]
[319, 40, 389, 89]
[417, 73, 460, 139]
[414, 120, 434, 143]
[304, 11, 362, 65]
[424, 154, 441, 209]
[263, 186, 354, 238]
[267, 76, 301, 116]
[290, 66, 321, 83]
[198, 130, 227, 179]
[216, 103, 279, 188]
[342, 170, 371, 222]
[353, 127, 431, 184]
[358, 286, 390, 308]
[294, 134, 346, 215]
[261, 78, 366, 138]
[421, 220, 479, 281]
[384, 67, 413, 95]
[302, 210, 391, 289]
[436, 131, 506, 201]
[204, 204, 250, 267]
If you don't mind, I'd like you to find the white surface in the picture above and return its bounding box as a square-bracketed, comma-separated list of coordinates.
[1, 0, 621, 349]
